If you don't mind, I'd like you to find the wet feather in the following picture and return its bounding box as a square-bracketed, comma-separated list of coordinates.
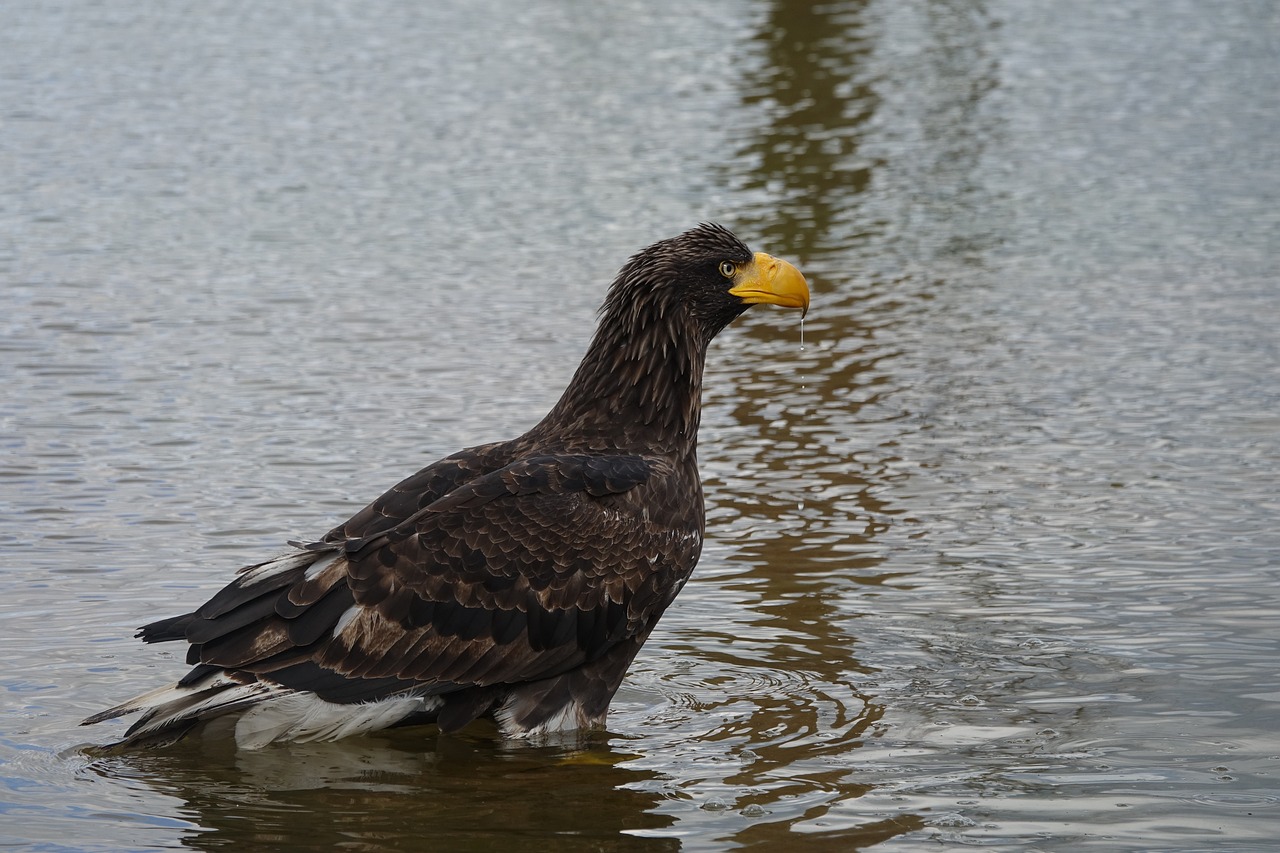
[83, 224, 807, 748]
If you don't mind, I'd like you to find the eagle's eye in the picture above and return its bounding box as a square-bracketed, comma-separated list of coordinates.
[718, 260, 738, 279]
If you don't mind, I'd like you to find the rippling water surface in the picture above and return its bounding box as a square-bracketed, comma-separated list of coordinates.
[3, 1, 1278, 850]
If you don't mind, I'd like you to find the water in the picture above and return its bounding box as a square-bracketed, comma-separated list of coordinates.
[3, 0, 1278, 849]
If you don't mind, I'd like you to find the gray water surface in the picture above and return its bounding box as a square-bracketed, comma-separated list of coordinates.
[3, 1, 1279, 850]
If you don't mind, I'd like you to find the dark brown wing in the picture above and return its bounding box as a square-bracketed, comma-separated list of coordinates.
[154, 451, 701, 724]
[326, 454, 687, 673]
[319, 440, 511, 546]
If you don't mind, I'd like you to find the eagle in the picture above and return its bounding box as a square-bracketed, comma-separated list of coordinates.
[83, 223, 809, 748]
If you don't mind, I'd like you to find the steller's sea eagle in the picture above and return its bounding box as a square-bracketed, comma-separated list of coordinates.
[83, 223, 809, 748]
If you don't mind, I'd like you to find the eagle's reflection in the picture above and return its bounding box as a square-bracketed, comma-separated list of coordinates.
[88, 726, 679, 852]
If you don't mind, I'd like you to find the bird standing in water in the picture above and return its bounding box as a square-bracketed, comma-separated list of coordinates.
[84, 223, 809, 748]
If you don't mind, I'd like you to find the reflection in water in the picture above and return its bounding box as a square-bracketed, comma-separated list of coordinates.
[614, 0, 933, 844]
[725, 0, 877, 261]
[650, 0, 1002, 843]
[88, 730, 678, 853]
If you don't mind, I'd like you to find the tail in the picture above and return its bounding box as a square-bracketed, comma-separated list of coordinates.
[83, 665, 439, 750]
[82, 547, 444, 749]
[83, 548, 327, 747]
[82, 667, 282, 748]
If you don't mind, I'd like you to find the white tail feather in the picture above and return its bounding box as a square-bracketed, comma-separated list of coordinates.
[89, 672, 440, 749]
[83, 671, 240, 725]
[125, 681, 282, 740]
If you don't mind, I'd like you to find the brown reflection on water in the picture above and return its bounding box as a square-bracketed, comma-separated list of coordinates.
[725, 0, 877, 260]
[708, 0, 904, 625]
[90, 729, 678, 853]
[713, 0, 1006, 584]
[670, 0, 1003, 841]
[615, 0, 928, 845]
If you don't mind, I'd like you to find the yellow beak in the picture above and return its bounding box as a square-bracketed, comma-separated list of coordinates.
[728, 252, 810, 318]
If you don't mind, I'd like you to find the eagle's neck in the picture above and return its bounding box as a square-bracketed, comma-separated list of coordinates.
[532, 297, 709, 453]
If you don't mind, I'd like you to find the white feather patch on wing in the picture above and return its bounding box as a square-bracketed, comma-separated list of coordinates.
[333, 604, 362, 637]
[233, 693, 441, 749]
[303, 551, 341, 581]
[236, 550, 319, 584]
